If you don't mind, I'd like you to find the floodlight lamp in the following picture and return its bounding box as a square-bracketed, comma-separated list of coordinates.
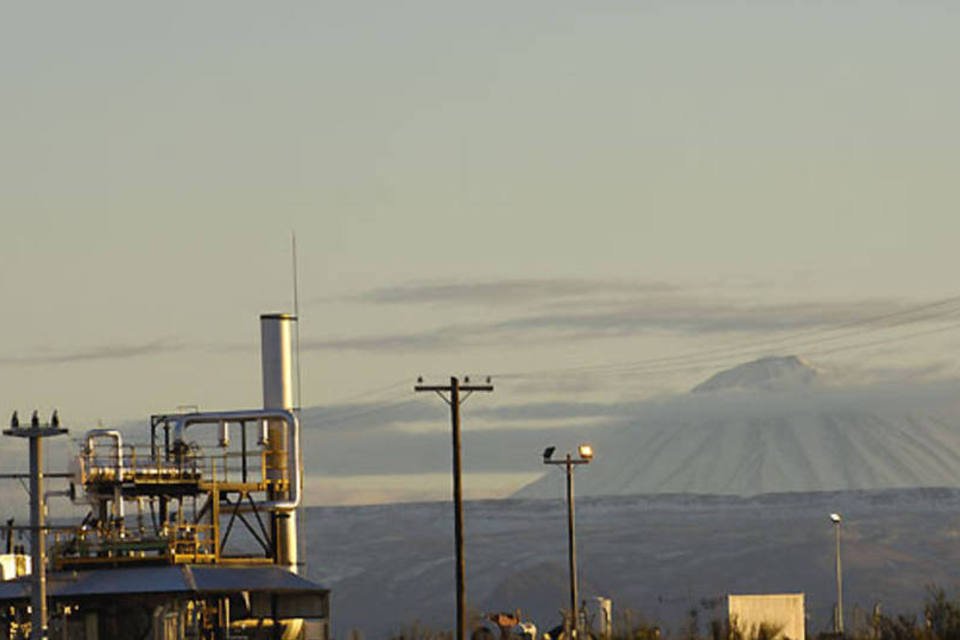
[830, 513, 842, 523]
[578, 444, 594, 461]
[542, 446, 556, 461]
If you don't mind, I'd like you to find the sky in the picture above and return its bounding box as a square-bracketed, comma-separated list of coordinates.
[3, 1, 960, 506]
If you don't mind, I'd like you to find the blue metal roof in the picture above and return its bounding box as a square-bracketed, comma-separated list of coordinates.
[0, 565, 328, 602]
[191, 566, 326, 593]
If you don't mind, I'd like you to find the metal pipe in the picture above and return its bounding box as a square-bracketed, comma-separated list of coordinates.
[170, 409, 301, 510]
[261, 315, 295, 410]
[84, 429, 124, 477]
[261, 313, 299, 574]
[84, 429, 125, 519]
[219, 421, 230, 448]
[258, 419, 269, 446]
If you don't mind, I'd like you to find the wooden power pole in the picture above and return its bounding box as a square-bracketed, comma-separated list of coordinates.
[415, 376, 493, 640]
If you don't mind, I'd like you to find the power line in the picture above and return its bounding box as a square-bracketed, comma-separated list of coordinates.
[316, 398, 418, 428]
[308, 293, 960, 426]
[496, 293, 960, 381]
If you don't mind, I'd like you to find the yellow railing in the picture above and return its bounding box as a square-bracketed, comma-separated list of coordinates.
[50, 520, 222, 568]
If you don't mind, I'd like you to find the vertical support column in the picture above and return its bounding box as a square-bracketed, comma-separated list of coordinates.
[261, 313, 298, 574]
[29, 436, 46, 640]
[5, 418, 67, 640]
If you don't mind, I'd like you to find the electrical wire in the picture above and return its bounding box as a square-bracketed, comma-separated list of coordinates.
[494, 293, 960, 381]
[311, 293, 960, 426]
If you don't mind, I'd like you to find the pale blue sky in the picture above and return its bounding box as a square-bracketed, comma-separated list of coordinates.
[3, 1, 960, 503]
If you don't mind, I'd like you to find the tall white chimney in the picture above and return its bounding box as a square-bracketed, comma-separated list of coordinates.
[260, 313, 298, 573]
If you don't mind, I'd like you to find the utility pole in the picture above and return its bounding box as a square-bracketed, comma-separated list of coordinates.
[415, 376, 494, 640]
[4, 410, 68, 640]
[544, 445, 594, 640]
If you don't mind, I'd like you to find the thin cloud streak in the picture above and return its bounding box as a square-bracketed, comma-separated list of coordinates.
[347, 278, 679, 307]
[0, 338, 189, 366]
[301, 398, 638, 433]
[300, 295, 915, 353]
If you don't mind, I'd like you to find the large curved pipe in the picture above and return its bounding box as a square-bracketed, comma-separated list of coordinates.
[170, 409, 301, 511]
[84, 429, 125, 518]
[85, 429, 124, 475]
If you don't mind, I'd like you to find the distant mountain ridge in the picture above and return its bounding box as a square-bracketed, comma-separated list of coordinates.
[306, 488, 960, 638]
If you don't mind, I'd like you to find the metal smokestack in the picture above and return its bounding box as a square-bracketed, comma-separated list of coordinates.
[260, 313, 298, 573]
[261, 314, 295, 410]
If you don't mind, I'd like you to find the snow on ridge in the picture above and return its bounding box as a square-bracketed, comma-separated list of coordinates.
[691, 355, 818, 393]
[513, 360, 960, 500]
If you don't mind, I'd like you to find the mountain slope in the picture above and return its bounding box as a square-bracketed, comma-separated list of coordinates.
[515, 359, 960, 498]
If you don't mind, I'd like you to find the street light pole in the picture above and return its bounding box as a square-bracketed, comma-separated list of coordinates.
[544, 444, 594, 639]
[565, 454, 579, 640]
[830, 513, 844, 635]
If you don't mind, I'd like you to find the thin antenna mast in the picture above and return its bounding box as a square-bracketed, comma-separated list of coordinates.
[291, 231, 303, 412]
[291, 231, 306, 573]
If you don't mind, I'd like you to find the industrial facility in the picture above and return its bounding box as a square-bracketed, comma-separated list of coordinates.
[0, 314, 329, 639]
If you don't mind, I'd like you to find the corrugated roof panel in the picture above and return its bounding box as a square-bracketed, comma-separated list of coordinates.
[56, 566, 190, 597]
[192, 566, 328, 594]
[0, 580, 28, 601]
[0, 565, 328, 603]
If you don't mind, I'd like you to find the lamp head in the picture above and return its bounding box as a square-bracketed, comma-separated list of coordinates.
[830, 512, 842, 523]
[578, 443, 594, 461]
[542, 446, 556, 462]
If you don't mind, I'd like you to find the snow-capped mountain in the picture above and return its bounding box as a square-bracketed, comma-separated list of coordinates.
[515, 357, 960, 498]
[691, 355, 819, 393]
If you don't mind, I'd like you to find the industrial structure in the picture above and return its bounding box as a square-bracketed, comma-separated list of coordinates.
[0, 314, 328, 639]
